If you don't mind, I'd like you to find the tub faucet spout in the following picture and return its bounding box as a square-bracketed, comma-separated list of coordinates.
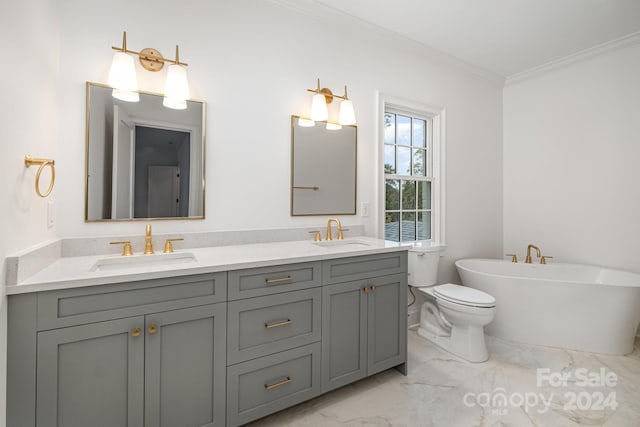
[525, 244, 540, 264]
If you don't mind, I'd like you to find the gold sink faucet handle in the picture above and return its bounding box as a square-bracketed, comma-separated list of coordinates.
[144, 224, 154, 255]
[163, 238, 184, 253]
[110, 241, 133, 256]
[540, 255, 553, 264]
[308, 231, 322, 242]
[505, 253, 518, 263]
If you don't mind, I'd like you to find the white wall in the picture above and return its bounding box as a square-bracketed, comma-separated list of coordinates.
[504, 42, 640, 272]
[54, 0, 503, 282]
[0, 0, 59, 424]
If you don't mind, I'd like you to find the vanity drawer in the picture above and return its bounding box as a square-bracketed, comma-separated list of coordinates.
[227, 262, 321, 300]
[226, 342, 321, 427]
[323, 252, 407, 285]
[227, 288, 321, 364]
[37, 272, 227, 330]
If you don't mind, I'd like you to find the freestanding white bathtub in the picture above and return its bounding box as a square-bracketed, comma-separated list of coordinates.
[455, 259, 640, 355]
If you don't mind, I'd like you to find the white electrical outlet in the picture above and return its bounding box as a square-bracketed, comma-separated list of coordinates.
[361, 202, 370, 217]
[47, 201, 55, 228]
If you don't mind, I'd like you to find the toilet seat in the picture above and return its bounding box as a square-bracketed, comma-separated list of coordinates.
[433, 284, 495, 308]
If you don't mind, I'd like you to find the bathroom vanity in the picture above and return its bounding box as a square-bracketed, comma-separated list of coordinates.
[6, 238, 408, 427]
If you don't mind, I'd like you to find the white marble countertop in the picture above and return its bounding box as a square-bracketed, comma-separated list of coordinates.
[6, 237, 418, 295]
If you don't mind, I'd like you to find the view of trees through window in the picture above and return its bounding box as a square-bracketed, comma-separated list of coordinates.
[384, 111, 432, 242]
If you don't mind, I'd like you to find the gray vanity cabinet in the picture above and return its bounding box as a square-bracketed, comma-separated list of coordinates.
[36, 317, 145, 427]
[321, 280, 368, 391]
[8, 272, 228, 427]
[8, 251, 408, 427]
[321, 265, 407, 393]
[144, 304, 227, 427]
[35, 304, 226, 427]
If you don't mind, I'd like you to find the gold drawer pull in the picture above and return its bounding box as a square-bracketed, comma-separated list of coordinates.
[131, 327, 141, 337]
[148, 324, 158, 335]
[265, 276, 292, 284]
[264, 376, 292, 390]
[265, 319, 292, 329]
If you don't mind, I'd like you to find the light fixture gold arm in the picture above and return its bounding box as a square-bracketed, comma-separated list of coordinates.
[306, 78, 349, 103]
[111, 31, 188, 72]
[24, 155, 56, 198]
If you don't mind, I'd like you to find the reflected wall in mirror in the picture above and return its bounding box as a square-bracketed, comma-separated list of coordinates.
[85, 82, 205, 221]
[291, 115, 357, 216]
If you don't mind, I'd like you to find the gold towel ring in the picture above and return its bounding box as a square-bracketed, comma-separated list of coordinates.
[24, 155, 56, 198]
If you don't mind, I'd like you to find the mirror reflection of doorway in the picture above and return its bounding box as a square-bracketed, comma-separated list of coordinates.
[148, 166, 180, 217]
[134, 126, 191, 218]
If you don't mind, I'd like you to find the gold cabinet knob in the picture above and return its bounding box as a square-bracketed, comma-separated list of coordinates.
[131, 327, 141, 337]
[370, 284, 377, 292]
[363, 287, 370, 293]
[148, 324, 158, 335]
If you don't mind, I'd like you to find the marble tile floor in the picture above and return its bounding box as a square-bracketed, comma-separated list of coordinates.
[250, 330, 640, 427]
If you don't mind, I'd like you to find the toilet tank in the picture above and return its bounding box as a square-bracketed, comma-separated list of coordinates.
[408, 248, 441, 287]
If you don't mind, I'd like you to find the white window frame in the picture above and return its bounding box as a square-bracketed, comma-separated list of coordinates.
[376, 92, 446, 244]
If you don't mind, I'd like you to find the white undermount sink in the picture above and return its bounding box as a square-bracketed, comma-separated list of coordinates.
[312, 238, 373, 248]
[90, 251, 197, 272]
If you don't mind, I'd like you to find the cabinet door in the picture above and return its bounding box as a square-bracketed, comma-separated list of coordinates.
[367, 273, 407, 376]
[37, 316, 145, 427]
[321, 280, 367, 393]
[145, 304, 226, 427]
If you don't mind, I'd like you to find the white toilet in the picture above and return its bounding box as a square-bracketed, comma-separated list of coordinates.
[409, 248, 496, 363]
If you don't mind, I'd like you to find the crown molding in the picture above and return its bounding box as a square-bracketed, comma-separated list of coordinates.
[267, 0, 506, 87]
[506, 31, 640, 86]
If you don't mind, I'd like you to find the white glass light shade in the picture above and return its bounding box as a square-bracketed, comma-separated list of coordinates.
[326, 122, 342, 130]
[339, 99, 356, 125]
[310, 93, 328, 121]
[163, 64, 190, 110]
[297, 117, 315, 127]
[108, 51, 139, 102]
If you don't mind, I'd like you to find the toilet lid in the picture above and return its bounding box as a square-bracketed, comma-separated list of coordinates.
[433, 284, 495, 308]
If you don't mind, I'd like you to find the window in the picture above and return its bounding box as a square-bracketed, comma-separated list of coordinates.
[381, 99, 444, 243]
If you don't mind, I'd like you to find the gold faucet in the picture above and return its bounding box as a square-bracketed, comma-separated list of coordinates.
[326, 218, 344, 241]
[525, 244, 541, 264]
[144, 224, 154, 254]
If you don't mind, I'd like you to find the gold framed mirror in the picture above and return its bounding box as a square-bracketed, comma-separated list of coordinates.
[290, 115, 357, 216]
[85, 82, 205, 221]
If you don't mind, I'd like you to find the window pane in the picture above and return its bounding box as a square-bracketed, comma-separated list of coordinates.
[418, 211, 431, 240]
[402, 181, 416, 210]
[413, 149, 426, 176]
[401, 212, 416, 241]
[384, 145, 396, 174]
[417, 181, 431, 209]
[384, 113, 395, 144]
[413, 118, 426, 147]
[385, 212, 400, 242]
[385, 179, 399, 210]
[397, 115, 411, 146]
[397, 146, 411, 176]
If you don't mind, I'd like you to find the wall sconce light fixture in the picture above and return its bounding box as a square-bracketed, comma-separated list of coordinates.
[306, 78, 357, 127]
[108, 31, 190, 109]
